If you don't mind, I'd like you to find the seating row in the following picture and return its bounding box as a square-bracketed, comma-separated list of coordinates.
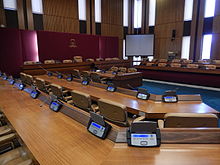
[0, 111, 35, 165]
[23, 57, 121, 65]
[18, 72, 219, 128]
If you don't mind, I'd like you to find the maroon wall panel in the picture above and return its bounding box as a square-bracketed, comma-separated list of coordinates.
[99, 36, 119, 59]
[20, 30, 39, 62]
[37, 31, 100, 61]
[0, 28, 23, 77]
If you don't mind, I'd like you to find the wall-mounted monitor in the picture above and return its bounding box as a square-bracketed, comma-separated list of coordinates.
[126, 34, 154, 56]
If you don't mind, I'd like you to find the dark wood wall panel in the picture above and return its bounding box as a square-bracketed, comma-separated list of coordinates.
[154, 0, 184, 59]
[0, 0, 6, 26]
[211, 0, 220, 59]
[101, 0, 123, 58]
[43, 0, 79, 33]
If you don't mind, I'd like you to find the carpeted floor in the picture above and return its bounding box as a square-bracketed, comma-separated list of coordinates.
[139, 80, 220, 127]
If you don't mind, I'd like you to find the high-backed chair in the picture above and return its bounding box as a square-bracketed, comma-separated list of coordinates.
[212, 60, 220, 64]
[151, 59, 158, 63]
[158, 113, 218, 128]
[158, 63, 167, 67]
[112, 57, 120, 60]
[90, 72, 107, 84]
[187, 64, 199, 69]
[97, 99, 129, 126]
[73, 56, 83, 63]
[0, 147, 33, 165]
[105, 58, 112, 61]
[204, 65, 216, 70]
[118, 67, 127, 73]
[158, 59, 168, 63]
[96, 58, 104, 61]
[81, 71, 90, 80]
[23, 61, 39, 65]
[146, 62, 154, 66]
[127, 68, 137, 73]
[71, 90, 98, 112]
[50, 84, 73, 104]
[182, 59, 193, 64]
[44, 60, 55, 64]
[109, 66, 119, 72]
[20, 73, 27, 84]
[35, 77, 51, 94]
[86, 58, 94, 62]
[63, 60, 73, 64]
[172, 59, 181, 63]
[170, 63, 181, 68]
[25, 74, 34, 86]
[72, 69, 81, 79]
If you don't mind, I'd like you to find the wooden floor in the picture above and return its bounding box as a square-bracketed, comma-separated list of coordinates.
[0, 80, 220, 165]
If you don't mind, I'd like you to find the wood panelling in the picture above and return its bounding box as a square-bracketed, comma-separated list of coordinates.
[43, 0, 79, 33]
[154, 0, 184, 59]
[17, 0, 25, 29]
[0, 0, 6, 26]
[101, 0, 123, 57]
[26, 0, 34, 30]
[211, 0, 220, 59]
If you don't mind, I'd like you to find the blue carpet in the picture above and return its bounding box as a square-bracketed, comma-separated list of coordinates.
[139, 81, 220, 127]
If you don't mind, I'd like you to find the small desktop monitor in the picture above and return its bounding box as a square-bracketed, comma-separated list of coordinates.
[57, 73, 63, 79]
[136, 88, 150, 100]
[106, 83, 117, 92]
[66, 75, 73, 82]
[162, 90, 178, 103]
[81, 78, 90, 85]
[47, 72, 53, 76]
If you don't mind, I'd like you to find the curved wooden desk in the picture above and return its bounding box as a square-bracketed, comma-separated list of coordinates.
[0, 80, 220, 165]
[35, 75, 219, 118]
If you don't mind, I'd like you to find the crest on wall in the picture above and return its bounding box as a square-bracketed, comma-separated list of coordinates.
[69, 38, 77, 48]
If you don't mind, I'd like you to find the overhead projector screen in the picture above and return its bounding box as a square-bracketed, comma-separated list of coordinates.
[126, 34, 154, 56]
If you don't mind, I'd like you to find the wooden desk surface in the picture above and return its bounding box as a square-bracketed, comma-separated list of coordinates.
[0, 80, 220, 165]
[36, 75, 219, 116]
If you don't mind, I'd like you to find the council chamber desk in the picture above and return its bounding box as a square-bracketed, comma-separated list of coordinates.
[136, 65, 220, 88]
[36, 75, 219, 118]
[0, 80, 220, 165]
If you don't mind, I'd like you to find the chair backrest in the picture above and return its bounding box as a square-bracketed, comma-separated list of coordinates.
[172, 59, 181, 63]
[71, 90, 92, 111]
[158, 63, 167, 67]
[96, 58, 104, 61]
[109, 66, 118, 72]
[35, 78, 49, 93]
[86, 58, 94, 62]
[98, 99, 128, 126]
[81, 71, 90, 79]
[170, 63, 181, 68]
[63, 60, 73, 64]
[20, 73, 26, 84]
[50, 84, 64, 99]
[73, 56, 83, 62]
[187, 64, 199, 68]
[164, 113, 218, 128]
[127, 68, 137, 73]
[146, 62, 154, 66]
[24, 61, 39, 65]
[151, 59, 158, 63]
[159, 59, 168, 63]
[72, 69, 81, 79]
[204, 65, 216, 70]
[198, 60, 208, 64]
[118, 67, 127, 73]
[112, 57, 120, 60]
[182, 60, 193, 64]
[212, 60, 220, 64]
[90, 72, 101, 83]
[44, 60, 55, 64]
[25, 74, 34, 86]
[105, 58, 112, 61]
